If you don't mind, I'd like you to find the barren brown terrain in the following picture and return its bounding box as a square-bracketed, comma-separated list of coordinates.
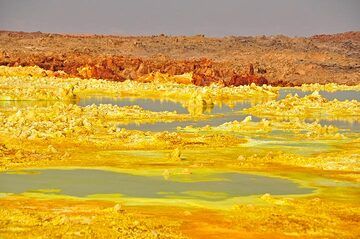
[0, 30, 359, 86]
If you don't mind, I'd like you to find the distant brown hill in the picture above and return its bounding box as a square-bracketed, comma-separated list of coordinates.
[0, 30, 359, 86]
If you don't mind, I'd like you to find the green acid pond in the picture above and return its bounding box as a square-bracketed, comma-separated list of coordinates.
[0, 169, 313, 201]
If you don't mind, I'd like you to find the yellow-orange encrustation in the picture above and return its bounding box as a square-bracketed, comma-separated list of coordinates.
[0, 66, 359, 239]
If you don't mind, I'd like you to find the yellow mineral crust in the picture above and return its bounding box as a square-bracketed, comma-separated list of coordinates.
[0, 194, 359, 239]
[236, 146, 360, 174]
[1, 65, 359, 239]
[0, 103, 245, 152]
[0, 197, 187, 239]
[231, 196, 360, 238]
[179, 116, 345, 139]
[0, 65, 67, 78]
[0, 76, 77, 101]
[243, 91, 360, 119]
[137, 71, 194, 84]
[300, 83, 360, 92]
[0, 66, 278, 104]
[0, 102, 201, 133]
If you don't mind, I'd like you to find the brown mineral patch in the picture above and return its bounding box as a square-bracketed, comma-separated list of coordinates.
[1, 30, 359, 86]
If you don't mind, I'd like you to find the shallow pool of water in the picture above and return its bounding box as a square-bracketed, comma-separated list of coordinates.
[78, 96, 253, 115]
[278, 89, 360, 101]
[78, 97, 189, 114]
[0, 169, 313, 201]
[312, 119, 360, 133]
[119, 113, 261, 132]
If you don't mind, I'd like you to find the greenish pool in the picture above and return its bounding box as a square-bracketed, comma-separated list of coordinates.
[78, 96, 253, 115]
[0, 169, 313, 201]
[278, 89, 360, 101]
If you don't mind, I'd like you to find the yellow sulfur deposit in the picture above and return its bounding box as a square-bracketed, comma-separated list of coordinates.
[0, 66, 278, 104]
[179, 116, 344, 139]
[243, 91, 360, 119]
[137, 71, 194, 84]
[0, 103, 245, 152]
[0, 66, 360, 239]
[0, 65, 66, 78]
[300, 83, 360, 92]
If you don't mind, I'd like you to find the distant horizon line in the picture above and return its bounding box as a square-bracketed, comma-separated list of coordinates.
[1, 29, 359, 39]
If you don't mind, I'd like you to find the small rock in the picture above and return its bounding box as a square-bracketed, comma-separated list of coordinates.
[260, 193, 272, 201]
[237, 155, 246, 161]
[184, 210, 192, 216]
[169, 148, 182, 161]
[114, 203, 124, 213]
[47, 145, 58, 153]
[162, 169, 170, 180]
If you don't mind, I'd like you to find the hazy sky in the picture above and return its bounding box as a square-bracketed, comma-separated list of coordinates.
[0, 0, 359, 36]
